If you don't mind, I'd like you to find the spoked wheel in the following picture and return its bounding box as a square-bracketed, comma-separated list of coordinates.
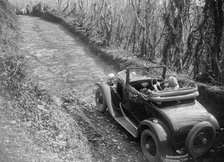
[95, 88, 107, 112]
[186, 121, 216, 158]
[141, 129, 161, 162]
[151, 78, 164, 91]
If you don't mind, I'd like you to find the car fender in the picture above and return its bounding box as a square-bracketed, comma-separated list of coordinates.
[209, 114, 220, 129]
[95, 82, 116, 117]
[138, 118, 173, 156]
[196, 101, 220, 130]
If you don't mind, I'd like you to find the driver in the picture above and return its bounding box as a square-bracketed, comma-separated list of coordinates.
[107, 73, 122, 100]
[107, 73, 116, 86]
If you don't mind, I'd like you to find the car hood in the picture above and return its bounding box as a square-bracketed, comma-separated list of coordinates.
[159, 100, 211, 133]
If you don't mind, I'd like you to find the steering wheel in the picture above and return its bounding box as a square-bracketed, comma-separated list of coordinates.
[151, 78, 164, 91]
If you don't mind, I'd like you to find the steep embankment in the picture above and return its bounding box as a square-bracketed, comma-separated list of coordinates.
[41, 9, 224, 126]
[0, 0, 22, 97]
[0, 1, 92, 161]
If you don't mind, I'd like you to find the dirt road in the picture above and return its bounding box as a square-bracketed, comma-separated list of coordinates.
[18, 16, 146, 162]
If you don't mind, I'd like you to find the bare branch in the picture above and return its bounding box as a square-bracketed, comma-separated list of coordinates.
[131, 0, 145, 29]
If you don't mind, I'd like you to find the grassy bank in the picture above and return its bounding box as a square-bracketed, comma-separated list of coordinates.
[0, 1, 92, 161]
[41, 9, 224, 126]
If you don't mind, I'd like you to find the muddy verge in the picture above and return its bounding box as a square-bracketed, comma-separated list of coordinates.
[41, 10, 224, 126]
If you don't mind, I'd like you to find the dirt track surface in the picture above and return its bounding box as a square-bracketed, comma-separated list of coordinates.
[18, 16, 146, 162]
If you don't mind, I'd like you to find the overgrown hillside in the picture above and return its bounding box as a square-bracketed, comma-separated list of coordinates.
[0, 0, 25, 97]
[0, 0, 17, 46]
[0, 1, 92, 161]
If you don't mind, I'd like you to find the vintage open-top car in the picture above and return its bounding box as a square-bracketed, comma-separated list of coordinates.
[95, 65, 222, 162]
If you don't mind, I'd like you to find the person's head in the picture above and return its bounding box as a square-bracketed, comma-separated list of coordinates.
[167, 76, 179, 89]
[108, 73, 115, 82]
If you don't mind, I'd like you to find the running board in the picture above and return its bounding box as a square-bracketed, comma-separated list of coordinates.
[114, 116, 138, 138]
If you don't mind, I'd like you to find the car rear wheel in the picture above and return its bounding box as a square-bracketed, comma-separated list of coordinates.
[186, 121, 216, 158]
[141, 129, 161, 162]
[95, 88, 107, 112]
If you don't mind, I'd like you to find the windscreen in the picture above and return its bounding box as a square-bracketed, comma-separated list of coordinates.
[129, 66, 165, 82]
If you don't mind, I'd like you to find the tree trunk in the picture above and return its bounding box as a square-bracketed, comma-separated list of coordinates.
[209, 0, 223, 80]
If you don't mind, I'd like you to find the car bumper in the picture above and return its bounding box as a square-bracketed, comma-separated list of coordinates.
[164, 154, 189, 162]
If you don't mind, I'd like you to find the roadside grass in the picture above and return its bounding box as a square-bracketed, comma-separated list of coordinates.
[0, 0, 92, 161]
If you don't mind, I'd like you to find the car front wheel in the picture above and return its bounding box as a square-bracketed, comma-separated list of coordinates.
[95, 88, 107, 112]
[141, 129, 161, 162]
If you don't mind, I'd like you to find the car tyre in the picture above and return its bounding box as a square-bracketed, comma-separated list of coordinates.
[141, 129, 161, 162]
[186, 121, 216, 158]
[95, 88, 107, 112]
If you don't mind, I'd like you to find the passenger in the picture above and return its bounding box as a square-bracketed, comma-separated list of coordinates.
[166, 76, 180, 90]
[139, 82, 150, 94]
